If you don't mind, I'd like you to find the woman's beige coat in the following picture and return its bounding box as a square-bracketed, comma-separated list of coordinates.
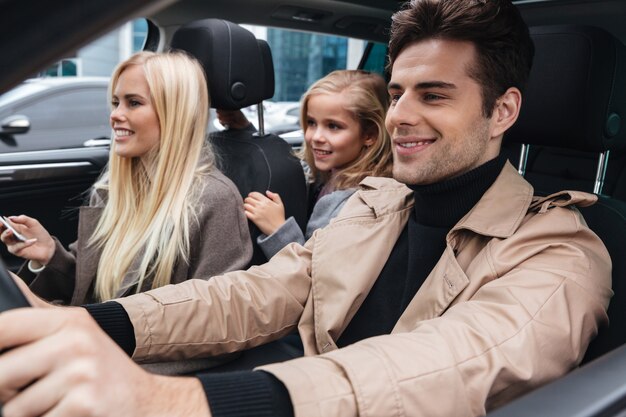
[118, 162, 612, 417]
[23, 170, 252, 305]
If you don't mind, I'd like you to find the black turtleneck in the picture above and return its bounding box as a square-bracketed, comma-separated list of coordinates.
[410, 156, 507, 226]
[337, 156, 506, 346]
[85, 156, 507, 417]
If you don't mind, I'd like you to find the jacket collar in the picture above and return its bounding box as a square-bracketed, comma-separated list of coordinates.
[339, 158, 596, 239]
[358, 176, 414, 217]
[451, 161, 534, 238]
[358, 161, 533, 239]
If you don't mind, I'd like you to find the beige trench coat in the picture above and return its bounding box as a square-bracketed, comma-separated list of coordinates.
[118, 162, 612, 417]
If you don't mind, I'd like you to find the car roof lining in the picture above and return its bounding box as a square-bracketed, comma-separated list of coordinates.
[3, 0, 626, 95]
[148, 0, 626, 46]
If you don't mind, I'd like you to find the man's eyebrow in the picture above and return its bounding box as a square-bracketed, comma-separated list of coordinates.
[415, 81, 457, 90]
[387, 81, 457, 90]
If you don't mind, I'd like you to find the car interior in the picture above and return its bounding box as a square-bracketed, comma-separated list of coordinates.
[169, 18, 309, 265]
[3, 0, 626, 415]
[503, 23, 626, 363]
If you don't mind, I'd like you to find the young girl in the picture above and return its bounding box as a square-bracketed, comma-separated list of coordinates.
[244, 70, 392, 259]
[0, 51, 252, 304]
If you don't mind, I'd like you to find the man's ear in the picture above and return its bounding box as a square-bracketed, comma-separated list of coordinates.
[490, 87, 522, 139]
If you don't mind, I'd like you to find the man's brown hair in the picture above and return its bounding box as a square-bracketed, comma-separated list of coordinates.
[388, 0, 534, 117]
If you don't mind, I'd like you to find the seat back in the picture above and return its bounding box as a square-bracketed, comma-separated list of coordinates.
[171, 19, 308, 266]
[504, 25, 626, 362]
[578, 197, 626, 361]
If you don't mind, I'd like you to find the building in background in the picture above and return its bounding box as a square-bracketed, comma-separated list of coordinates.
[245, 25, 364, 102]
[40, 19, 148, 77]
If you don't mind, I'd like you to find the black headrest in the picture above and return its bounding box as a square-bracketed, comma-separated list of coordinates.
[256, 39, 275, 105]
[170, 19, 275, 110]
[505, 25, 626, 153]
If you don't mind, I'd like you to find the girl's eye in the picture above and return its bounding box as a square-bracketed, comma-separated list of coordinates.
[306, 119, 316, 127]
[129, 100, 141, 107]
[328, 123, 341, 130]
[111, 101, 119, 108]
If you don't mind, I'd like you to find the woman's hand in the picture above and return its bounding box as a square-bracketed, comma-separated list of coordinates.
[216, 109, 252, 130]
[0, 215, 56, 266]
[244, 191, 286, 236]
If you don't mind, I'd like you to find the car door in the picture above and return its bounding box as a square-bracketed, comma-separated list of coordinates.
[0, 146, 109, 270]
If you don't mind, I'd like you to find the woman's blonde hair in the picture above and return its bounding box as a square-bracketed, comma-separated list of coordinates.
[91, 51, 213, 301]
[300, 70, 392, 189]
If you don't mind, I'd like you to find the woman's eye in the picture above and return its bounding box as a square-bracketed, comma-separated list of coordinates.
[328, 123, 341, 130]
[111, 101, 119, 108]
[129, 100, 141, 107]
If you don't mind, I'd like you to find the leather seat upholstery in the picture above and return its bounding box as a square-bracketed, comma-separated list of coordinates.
[504, 25, 626, 362]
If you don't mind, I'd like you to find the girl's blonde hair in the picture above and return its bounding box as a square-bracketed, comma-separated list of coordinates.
[300, 70, 392, 189]
[91, 51, 213, 301]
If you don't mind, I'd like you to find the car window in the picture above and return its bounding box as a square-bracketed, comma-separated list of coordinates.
[264, 27, 357, 101]
[40, 19, 150, 78]
[2, 19, 382, 151]
[0, 19, 148, 154]
[214, 25, 385, 136]
[360, 42, 388, 77]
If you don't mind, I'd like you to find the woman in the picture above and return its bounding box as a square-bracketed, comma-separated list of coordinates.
[1, 51, 252, 304]
[244, 69, 392, 259]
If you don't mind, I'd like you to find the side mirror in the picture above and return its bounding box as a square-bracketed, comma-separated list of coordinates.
[1, 115, 30, 135]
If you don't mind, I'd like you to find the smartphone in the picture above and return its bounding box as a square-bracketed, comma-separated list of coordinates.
[0, 216, 26, 242]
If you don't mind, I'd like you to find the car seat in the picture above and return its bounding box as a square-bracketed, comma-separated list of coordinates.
[170, 19, 308, 266]
[504, 25, 626, 363]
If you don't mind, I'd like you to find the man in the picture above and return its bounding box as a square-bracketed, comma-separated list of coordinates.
[0, 0, 611, 416]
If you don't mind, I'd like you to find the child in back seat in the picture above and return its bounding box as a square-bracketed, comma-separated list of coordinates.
[244, 69, 392, 259]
